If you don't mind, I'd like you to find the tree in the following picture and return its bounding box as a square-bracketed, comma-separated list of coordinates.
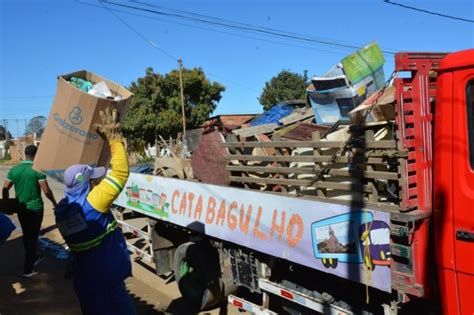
[123, 67, 225, 148]
[0, 125, 12, 141]
[25, 116, 47, 138]
[259, 70, 309, 110]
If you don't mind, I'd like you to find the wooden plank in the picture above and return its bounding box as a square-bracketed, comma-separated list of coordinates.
[223, 140, 397, 149]
[279, 108, 314, 125]
[227, 165, 399, 180]
[228, 165, 316, 175]
[225, 154, 386, 164]
[232, 123, 278, 137]
[229, 176, 374, 193]
[258, 189, 401, 212]
[312, 131, 326, 198]
[324, 169, 398, 180]
[229, 176, 312, 186]
[315, 181, 373, 193]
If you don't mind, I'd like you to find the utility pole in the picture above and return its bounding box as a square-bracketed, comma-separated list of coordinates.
[3, 119, 10, 159]
[3, 119, 9, 142]
[16, 119, 19, 139]
[178, 57, 186, 137]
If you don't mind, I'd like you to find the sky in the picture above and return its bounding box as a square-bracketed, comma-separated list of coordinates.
[1, 0, 473, 137]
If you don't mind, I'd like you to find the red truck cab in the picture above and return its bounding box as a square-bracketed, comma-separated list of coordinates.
[434, 49, 474, 315]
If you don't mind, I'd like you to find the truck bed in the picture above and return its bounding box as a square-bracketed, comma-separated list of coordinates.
[114, 52, 447, 300]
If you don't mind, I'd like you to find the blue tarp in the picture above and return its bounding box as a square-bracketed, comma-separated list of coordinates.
[249, 104, 295, 126]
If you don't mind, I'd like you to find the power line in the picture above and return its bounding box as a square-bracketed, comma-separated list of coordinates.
[383, 0, 474, 23]
[99, 1, 178, 61]
[0, 95, 54, 99]
[80, 1, 354, 57]
[1, 107, 51, 111]
[86, 1, 263, 92]
[131, 0, 387, 51]
[102, 0, 397, 54]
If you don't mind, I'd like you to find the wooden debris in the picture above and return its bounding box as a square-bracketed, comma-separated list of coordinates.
[278, 107, 314, 125]
[280, 123, 331, 141]
[154, 135, 193, 180]
[348, 85, 396, 124]
[232, 123, 279, 137]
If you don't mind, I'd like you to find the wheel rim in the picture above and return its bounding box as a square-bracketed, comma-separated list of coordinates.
[179, 259, 206, 303]
[180, 260, 193, 277]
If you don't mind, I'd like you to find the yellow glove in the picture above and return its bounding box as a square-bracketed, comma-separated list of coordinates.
[93, 107, 122, 141]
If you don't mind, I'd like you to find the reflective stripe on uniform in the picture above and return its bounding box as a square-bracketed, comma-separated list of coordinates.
[103, 175, 124, 193]
[68, 220, 119, 252]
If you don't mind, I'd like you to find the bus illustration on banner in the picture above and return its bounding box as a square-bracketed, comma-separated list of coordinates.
[311, 211, 390, 270]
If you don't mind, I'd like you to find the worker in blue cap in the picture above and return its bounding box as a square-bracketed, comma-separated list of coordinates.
[54, 108, 135, 315]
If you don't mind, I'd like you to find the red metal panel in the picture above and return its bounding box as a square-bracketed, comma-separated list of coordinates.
[407, 164, 416, 172]
[407, 176, 417, 184]
[436, 268, 461, 315]
[458, 273, 474, 315]
[394, 52, 448, 301]
[451, 65, 474, 314]
[432, 65, 456, 302]
[395, 52, 447, 212]
[408, 152, 417, 161]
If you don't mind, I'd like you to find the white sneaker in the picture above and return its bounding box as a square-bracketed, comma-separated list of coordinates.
[22, 270, 38, 278]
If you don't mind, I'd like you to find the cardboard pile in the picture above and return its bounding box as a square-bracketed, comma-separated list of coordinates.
[151, 42, 399, 205]
[34, 70, 132, 182]
[307, 42, 386, 125]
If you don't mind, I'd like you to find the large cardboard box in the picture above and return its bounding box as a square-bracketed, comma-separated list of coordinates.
[307, 43, 386, 125]
[33, 70, 132, 182]
[347, 85, 396, 124]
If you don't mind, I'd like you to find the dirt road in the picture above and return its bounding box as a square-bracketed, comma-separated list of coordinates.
[0, 165, 242, 315]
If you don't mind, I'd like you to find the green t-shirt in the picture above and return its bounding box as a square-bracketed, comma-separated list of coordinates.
[7, 161, 46, 212]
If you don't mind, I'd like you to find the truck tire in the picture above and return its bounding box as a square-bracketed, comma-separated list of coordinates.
[173, 241, 224, 310]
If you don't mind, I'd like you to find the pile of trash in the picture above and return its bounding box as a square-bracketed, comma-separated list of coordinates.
[68, 77, 124, 101]
[152, 43, 401, 205]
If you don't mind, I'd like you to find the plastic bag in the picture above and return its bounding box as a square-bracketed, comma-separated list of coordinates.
[68, 77, 93, 92]
[88, 81, 113, 99]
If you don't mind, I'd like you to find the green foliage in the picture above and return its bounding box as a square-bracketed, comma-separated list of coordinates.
[136, 156, 154, 164]
[259, 70, 309, 110]
[123, 67, 225, 147]
[1, 152, 11, 162]
[0, 125, 12, 141]
[25, 116, 47, 138]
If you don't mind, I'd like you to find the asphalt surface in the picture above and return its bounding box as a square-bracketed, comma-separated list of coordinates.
[0, 164, 243, 315]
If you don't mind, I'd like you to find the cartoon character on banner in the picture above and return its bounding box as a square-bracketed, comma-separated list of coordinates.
[311, 211, 390, 270]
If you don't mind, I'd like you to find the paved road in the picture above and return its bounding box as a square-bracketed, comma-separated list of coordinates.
[0, 165, 242, 315]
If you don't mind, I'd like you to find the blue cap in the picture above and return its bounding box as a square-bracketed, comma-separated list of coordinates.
[63, 165, 106, 188]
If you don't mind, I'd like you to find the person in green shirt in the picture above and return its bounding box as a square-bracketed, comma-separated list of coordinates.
[2, 145, 57, 277]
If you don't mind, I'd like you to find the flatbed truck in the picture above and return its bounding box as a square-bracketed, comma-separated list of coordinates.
[113, 49, 474, 314]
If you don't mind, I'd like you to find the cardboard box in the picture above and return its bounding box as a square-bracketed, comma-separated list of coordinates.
[33, 70, 132, 182]
[347, 85, 396, 124]
[307, 43, 386, 125]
